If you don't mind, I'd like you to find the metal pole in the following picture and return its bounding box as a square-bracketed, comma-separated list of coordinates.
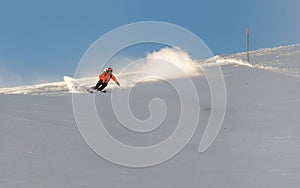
[246, 27, 250, 62]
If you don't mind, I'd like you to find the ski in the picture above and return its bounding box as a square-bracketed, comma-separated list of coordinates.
[87, 88, 106, 94]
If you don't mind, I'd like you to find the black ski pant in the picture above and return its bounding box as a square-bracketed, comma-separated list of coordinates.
[94, 80, 108, 91]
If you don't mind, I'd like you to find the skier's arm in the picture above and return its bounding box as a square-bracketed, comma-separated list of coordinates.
[112, 75, 120, 86]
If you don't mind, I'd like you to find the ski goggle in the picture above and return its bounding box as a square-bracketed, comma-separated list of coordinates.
[107, 70, 112, 74]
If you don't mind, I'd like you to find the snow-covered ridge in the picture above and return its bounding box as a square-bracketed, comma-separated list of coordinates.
[0, 81, 69, 96]
[226, 44, 300, 58]
[1, 44, 300, 96]
[203, 44, 300, 78]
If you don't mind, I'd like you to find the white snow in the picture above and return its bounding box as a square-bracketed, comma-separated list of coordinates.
[0, 44, 300, 187]
[0, 81, 68, 96]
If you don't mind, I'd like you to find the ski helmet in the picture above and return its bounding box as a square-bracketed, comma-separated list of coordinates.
[107, 67, 113, 74]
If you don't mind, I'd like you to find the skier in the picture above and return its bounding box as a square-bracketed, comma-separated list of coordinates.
[92, 67, 120, 92]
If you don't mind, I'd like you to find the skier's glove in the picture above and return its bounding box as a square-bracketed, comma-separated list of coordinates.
[116, 82, 120, 86]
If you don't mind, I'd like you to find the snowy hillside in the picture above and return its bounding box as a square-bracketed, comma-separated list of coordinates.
[0, 81, 69, 96]
[1, 44, 300, 187]
[216, 44, 300, 78]
[1, 44, 300, 96]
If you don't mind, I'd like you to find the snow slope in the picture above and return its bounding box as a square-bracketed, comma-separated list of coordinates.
[0, 45, 300, 187]
[0, 81, 69, 96]
[1, 45, 300, 96]
[0, 44, 300, 95]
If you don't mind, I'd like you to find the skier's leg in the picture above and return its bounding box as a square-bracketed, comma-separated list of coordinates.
[98, 82, 108, 91]
[94, 80, 102, 90]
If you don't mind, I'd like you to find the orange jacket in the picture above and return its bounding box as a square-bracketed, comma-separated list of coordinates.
[99, 71, 118, 83]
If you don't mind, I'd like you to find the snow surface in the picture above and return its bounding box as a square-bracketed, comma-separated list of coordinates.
[1, 45, 300, 187]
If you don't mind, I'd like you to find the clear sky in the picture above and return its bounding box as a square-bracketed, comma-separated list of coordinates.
[0, 0, 299, 87]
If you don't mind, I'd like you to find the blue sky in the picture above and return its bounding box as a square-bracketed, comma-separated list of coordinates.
[0, 0, 299, 87]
